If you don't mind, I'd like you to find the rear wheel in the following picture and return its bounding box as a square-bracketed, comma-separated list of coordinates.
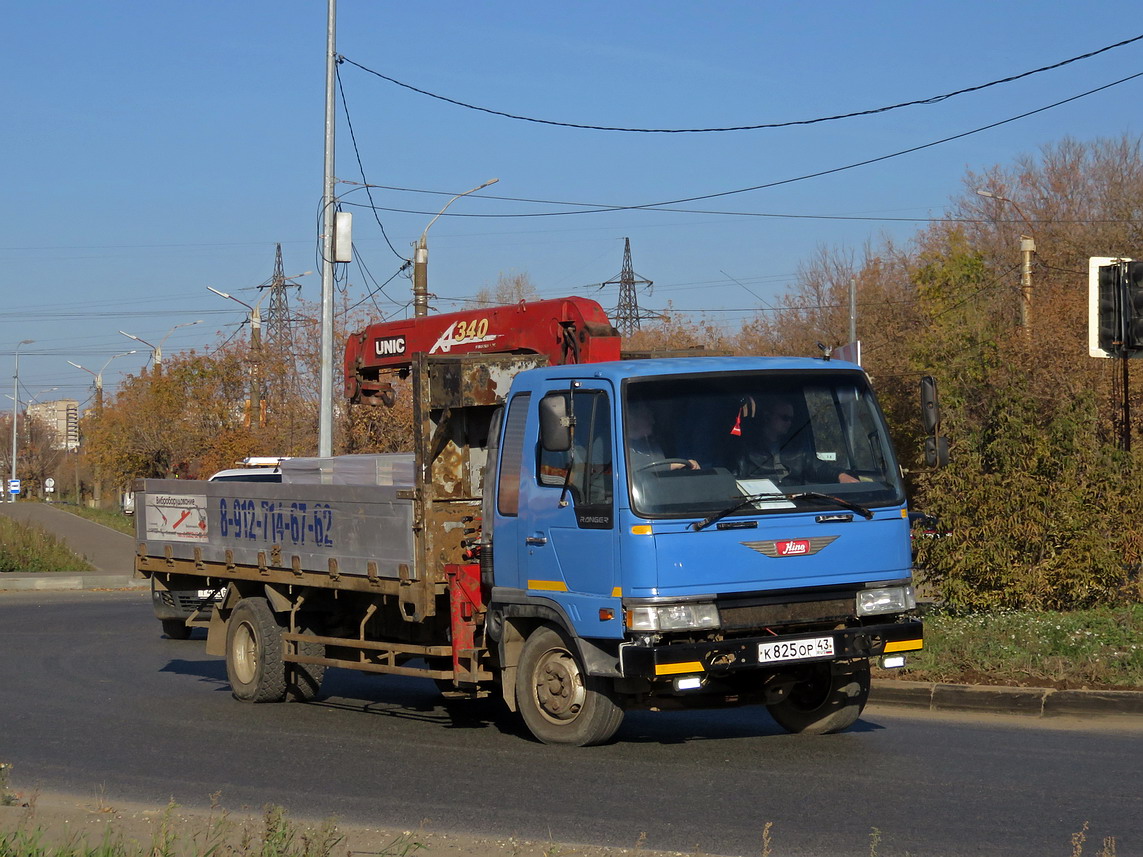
[286, 633, 326, 702]
[160, 618, 192, 640]
[226, 598, 286, 703]
[766, 660, 870, 734]
[516, 625, 623, 746]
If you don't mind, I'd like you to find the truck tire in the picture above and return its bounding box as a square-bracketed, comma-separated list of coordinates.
[161, 619, 192, 640]
[515, 625, 624, 746]
[766, 660, 870, 735]
[286, 635, 326, 702]
[226, 598, 287, 703]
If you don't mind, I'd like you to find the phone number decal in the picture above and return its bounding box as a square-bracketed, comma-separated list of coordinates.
[218, 498, 335, 547]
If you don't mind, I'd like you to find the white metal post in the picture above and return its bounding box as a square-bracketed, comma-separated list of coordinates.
[318, 0, 337, 458]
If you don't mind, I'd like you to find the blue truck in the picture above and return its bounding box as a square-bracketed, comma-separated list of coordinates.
[136, 297, 925, 745]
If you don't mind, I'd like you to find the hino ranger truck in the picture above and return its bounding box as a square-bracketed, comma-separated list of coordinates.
[135, 296, 924, 745]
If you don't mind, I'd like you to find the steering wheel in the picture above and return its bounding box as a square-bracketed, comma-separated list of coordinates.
[637, 458, 692, 473]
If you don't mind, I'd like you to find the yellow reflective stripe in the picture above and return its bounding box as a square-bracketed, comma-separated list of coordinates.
[655, 661, 705, 676]
[885, 639, 923, 653]
[611, 587, 622, 598]
[527, 579, 568, 592]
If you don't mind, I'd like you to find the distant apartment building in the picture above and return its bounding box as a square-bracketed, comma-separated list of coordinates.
[26, 399, 79, 451]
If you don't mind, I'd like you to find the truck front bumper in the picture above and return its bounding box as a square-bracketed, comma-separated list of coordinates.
[619, 618, 923, 680]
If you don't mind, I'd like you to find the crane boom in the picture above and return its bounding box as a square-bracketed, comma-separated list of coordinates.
[345, 296, 621, 402]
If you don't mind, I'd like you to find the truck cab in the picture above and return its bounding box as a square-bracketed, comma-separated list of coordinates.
[485, 357, 920, 743]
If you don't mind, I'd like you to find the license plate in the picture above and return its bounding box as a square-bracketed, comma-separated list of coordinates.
[758, 635, 835, 664]
[197, 588, 224, 601]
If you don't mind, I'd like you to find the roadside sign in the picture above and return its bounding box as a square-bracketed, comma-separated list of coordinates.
[8, 479, 21, 495]
[44, 477, 56, 493]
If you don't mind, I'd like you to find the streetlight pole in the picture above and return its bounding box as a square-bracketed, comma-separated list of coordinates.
[119, 320, 203, 376]
[977, 189, 1036, 336]
[68, 350, 134, 507]
[318, 0, 339, 459]
[10, 339, 33, 502]
[412, 178, 499, 318]
[207, 287, 267, 426]
[68, 350, 137, 414]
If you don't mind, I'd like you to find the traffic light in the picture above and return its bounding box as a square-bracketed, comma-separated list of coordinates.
[1125, 261, 1143, 351]
[1089, 256, 1132, 358]
[1097, 263, 1122, 353]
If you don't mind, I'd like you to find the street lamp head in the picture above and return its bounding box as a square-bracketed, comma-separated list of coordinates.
[419, 177, 501, 244]
[975, 188, 998, 200]
[207, 286, 232, 300]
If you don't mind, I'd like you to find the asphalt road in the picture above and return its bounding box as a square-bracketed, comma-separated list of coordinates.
[2, 590, 1140, 857]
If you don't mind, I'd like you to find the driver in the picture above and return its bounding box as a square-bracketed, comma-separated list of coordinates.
[627, 403, 699, 471]
[737, 397, 857, 484]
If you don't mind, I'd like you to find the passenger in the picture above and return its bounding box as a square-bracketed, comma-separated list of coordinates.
[736, 397, 857, 484]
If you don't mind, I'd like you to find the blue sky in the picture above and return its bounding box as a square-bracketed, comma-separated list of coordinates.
[3, 1, 1141, 405]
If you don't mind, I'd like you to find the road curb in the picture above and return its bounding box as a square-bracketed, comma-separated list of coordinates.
[870, 678, 1143, 718]
[0, 572, 144, 591]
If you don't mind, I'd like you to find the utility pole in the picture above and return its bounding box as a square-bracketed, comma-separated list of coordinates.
[10, 339, 33, 502]
[207, 287, 267, 427]
[319, 0, 337, 458]
[849, 278, 857, 344]
[977, 189, 1036, 336]
[1019, 234, 1036, 334]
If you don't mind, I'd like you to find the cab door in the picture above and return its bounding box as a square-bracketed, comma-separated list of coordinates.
[518, 382, 617, 600]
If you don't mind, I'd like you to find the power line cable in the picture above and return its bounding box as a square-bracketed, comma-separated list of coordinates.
[339, 70, 1143, 224]
[336, 63, 408, 262]
[339, 34, 1143, 133]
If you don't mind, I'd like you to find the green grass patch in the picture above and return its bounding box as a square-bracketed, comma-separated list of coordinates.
[0, 518, 93, 573]
[54, 503, 135, 536]
[887, 604, 1143, 690]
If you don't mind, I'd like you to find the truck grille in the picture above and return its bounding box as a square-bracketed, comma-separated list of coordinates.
[718, 597, 853, 630]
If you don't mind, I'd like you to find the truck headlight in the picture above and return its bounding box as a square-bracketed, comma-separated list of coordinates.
[856, 585, 915, 617]
[626, 602, 720, 632]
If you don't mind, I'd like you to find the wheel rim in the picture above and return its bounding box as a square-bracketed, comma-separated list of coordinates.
[232, 620, 258, 685]
[786, 666, 832, 712]
[532, 646, 587, 724]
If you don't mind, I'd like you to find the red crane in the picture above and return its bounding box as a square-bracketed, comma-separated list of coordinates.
[344, 297, 621, 403]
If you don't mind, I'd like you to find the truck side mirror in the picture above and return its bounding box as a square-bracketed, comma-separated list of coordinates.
[920, 376, 948, 468]
[920, 376, 941, 436]
[924, 436, 949, 468]
[539, 395, 572, 452]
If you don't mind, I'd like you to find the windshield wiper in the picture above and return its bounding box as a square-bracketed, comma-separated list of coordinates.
[692, 491, 873, 531]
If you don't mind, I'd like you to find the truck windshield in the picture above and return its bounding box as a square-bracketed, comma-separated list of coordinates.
[623, 370, 904, 519]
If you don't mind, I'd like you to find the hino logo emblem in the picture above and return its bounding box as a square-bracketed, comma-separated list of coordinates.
[740, 535, 839, 558]
[777, 539, 810, 556]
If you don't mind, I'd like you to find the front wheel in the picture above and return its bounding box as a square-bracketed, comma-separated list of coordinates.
[515, 625, 624, 746]
[766, 661, 870, 734]
[160, 618, 192, 640]
[226, 598, 287, 703]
